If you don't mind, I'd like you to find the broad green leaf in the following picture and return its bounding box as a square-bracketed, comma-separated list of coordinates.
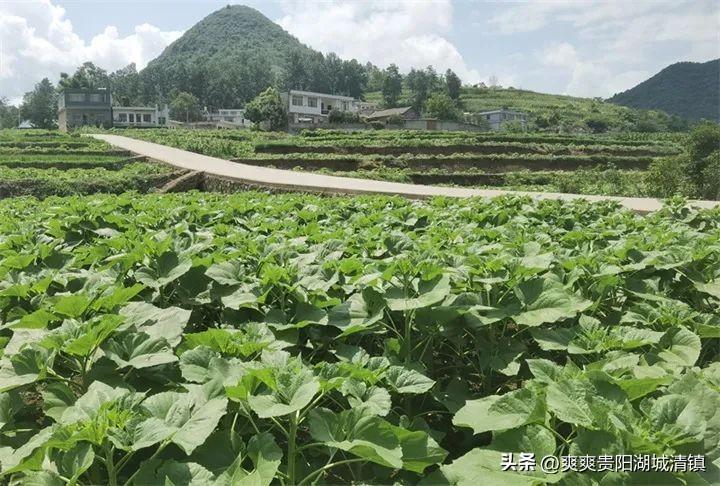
[656, 327, 701, 368]
[135, 459, 215, 486]
[42, 382, 76, 422]
[56, 442, 95, 483]
[345, 383, 392, 417]
[695, 280, 720, 300]
[0, 346, 51, 392]
[327, 288, 385, 336]
[54, 315, 123, 357]
[386, 274, 451, 311]
[384, 366, 435, 394]
[453, 387, 546, 434]
[206, 260, 245, 286]
[512, 278, 591, 327]
[390, 424, 448, 473]
[308, 407, 403, 469]
[0, 426, 53, 474]
[6, 309, 56, 330]
[51, 294, 91, 318]
[490, 424, 556, 458]
[120, 302, 189, 347]
[142, 391, 228, 455]
[215, 432, 282, 486]
[103, 332, 178, 369]
[135, 250, 193, 288]
[59, 382, 133, 424]
[248, 377, 319, 419]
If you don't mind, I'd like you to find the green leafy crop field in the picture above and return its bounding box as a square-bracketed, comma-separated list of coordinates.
[1, 192, 718, 484]
[0, 130, 180, 198]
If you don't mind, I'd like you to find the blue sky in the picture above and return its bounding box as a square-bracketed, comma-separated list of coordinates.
[2, 0, 718, 104]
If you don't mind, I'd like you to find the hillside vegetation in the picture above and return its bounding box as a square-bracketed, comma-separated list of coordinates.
[609, 59, 720, 121]
[367, 87, 689, 133]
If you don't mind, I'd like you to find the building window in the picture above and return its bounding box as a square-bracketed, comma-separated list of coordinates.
[342, 101, 348, 111]
[89, 94, 102, 102]
[307, 97, 317, 108]
[292, 95, 303, 106]
[143, 114, 151, 123]
[118, 113, 127, 122]
[68, 93, 85, 103]
[159, 117, 166, 125]
[129, 114, 135, 123]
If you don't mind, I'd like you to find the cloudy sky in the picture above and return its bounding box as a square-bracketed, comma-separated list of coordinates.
[1, 0, 718, 104]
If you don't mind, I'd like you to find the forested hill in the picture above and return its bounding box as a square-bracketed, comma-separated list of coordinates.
[139, 5, 315, 107]
[608, 59, 720, 121]
[137, 4, 367, 109]
[146, 5, 313, 74]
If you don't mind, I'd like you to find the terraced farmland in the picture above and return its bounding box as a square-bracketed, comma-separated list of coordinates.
[120, 129, 683, 197]
[0, 130, 183, 198]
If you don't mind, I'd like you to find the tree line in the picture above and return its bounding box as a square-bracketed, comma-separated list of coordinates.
[3, 51, 468, 129]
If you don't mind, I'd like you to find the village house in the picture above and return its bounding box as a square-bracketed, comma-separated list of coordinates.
[364, 106, 419, 124]
[58, 88, 113, 132]
[477, 109, 528, 130]
[281, 90, 359, 124]
[203, 108, 253, 128]
[113, 105, 169, 128]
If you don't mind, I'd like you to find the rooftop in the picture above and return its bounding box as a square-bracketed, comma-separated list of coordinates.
[288, 89, 356, 101]
[365, 106, 414, 120]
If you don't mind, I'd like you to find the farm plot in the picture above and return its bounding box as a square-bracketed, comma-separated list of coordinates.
[0, 191, 718, 484]
[121, 129, 682, 197]
[0, 130, 182, 198]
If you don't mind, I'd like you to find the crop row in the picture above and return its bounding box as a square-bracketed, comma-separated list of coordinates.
[0, 163, 180, 199]
[233, 153, 653, 172]
[0, 192, 718, 485]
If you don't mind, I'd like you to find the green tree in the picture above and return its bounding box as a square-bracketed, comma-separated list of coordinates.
[687, 121, 720, 193]
[20, 78, 58, 129]
[244, 87, 287, 131]
[585, 115, 610, 133]
[382, 64, 403, 108]
[445, 69, 462, 100]
[406, 67, 439, 111]
[109, 63, 142, 106]
[425, 92, 460, 120]
[59, 62, 110, 89]
[0, 97, 20, 129]
[170, 92, 201, 122]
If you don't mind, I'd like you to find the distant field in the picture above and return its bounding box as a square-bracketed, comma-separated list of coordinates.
[118, 128, 683, 198]
[365, 86, 683, 132]
[0, 130, 181, 198]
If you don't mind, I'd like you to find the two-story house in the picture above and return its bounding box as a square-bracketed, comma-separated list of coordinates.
[281, 90, 359, 124]
[58, 88, 113, 132]
[113, 105, 169, 128]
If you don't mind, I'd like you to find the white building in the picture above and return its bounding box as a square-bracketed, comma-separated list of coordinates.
[204, 109, 253, 128]
[476, 109, 528, 130]
[113, 105, 169, 128]
[281, 90, 359, 124]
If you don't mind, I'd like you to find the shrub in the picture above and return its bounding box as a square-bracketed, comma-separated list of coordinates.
[328, 109, 360, 124]
[646, 156, 692, 198]
[698, 150, 720, 200]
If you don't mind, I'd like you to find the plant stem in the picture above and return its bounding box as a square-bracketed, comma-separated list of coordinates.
[123, 441, 168, 486]
[105, 444, 117, 486]
[297, 458, 366, 486]
[286, 411, 299, 485]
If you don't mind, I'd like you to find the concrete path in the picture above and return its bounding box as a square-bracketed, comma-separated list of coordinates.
[91, 134, 719, 213]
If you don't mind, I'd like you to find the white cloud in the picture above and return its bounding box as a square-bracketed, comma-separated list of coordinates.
[492, 0, 719, 97]
[276, 0, 483, 83]
[0, 0, 182, 104]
